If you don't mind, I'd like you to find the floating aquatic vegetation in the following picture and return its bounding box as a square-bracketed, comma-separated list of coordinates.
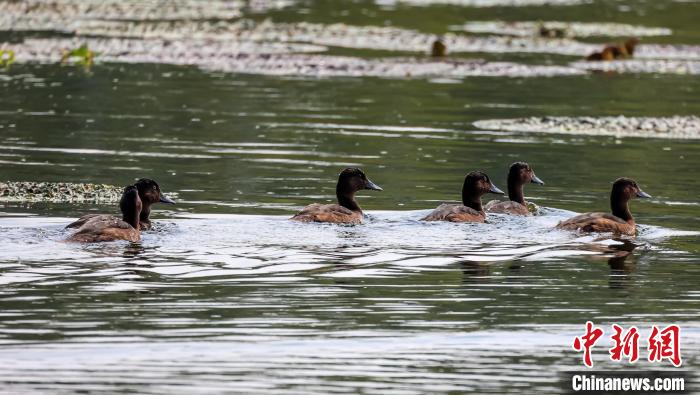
[60, 44, 95, 67]
[59, 20, 700, 61]
[3, 37, 585, 78]
[0, 182, 123, 203]
[474, 116, 700, 139]
[0, 49, 14, 68]
[198, 54, 585, 78]
[457, 21, 672, 38]
[0, 0, 244, 26]
[571, 59, 700, 75]
[375, 0, 588, 7]
[5, 38, 326, 64]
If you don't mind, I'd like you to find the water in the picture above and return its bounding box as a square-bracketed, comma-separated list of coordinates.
[2, 0, 700, 393]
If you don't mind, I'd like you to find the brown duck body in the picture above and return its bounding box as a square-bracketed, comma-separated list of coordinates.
[66, 215, 140, 242]
[586, 38, 639, 61]
[68, 212, 156, 231]
[422, 203, 486, 222]
[291, 203, 364, 224]
[557, 212, 636, 236]
[291, 168, 382, 224]
[422, 171, 504, 223]
[67, 185, 142, 243]
[485, 162, 544, 216]
[484, 200, 530, 215]
[556, 178, 650, 236]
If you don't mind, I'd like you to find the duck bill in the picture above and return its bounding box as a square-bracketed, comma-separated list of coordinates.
[365, 179, 383, 191]
[636, 190, 651, 199]
[159, 195, 176, 204]
[488, 183, 505, 195]
[531, 174, 545, 185]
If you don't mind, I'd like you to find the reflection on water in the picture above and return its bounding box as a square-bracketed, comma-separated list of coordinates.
[0, 213, 698, 393]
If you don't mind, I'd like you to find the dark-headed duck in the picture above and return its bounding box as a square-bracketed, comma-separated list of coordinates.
[422, 171, 504, 222]
[66, 178, 174, 230]
[485, 162, 544, 216]
[556, 178, 651, 236]
[67, 185, 142, 243]
[134, 178, 175, 230]
[291, 168, 383, 224]
[586, 38, 639, 61]
[431, 37, 447, 58]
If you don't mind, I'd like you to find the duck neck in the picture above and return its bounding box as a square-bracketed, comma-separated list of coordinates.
[462, 185, 483, 213]
[139, 201, 151, 222]
[507, 177, 526, 205]
[610, 191, 633, 223]
[123, 208, 140, 230]
[337, 186, 361, 212]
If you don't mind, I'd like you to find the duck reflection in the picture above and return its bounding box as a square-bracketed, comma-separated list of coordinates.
[607, 239, 638, 289]
[460, 261, 523, 284]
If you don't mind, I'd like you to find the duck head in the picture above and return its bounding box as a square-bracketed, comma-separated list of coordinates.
[462, 171, 504, 211]
[610, 178, 651, 221]
[119, 185, 143, 230]
[135, 178, 175, 205]
[134, 178, 175, 222]
[612, 178, 651, 200]
[508, 162, 544, 186]
[507, 162, 544, 205]
[623, 38, 639, 57]
[336, 168, 382, 211]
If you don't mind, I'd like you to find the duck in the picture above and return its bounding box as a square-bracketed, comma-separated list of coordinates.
[66, 178, 175, 230]
[291, 168, 383, 224]
[422, 171, 504, 222]
[586, 38, 639, 61]
[485, 162, 544, 216]
[66, 185, 142, 242]
[133, 178, 175, 230]
[556, 178, 651, 236]
[431, 37, 447, 58]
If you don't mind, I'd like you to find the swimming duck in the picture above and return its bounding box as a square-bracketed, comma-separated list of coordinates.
[556, 178, 651, 236]
[431, 37, 447, 58]
[485, 162, 544, 216]
[134, 178, 175, 230]
[291, 168, 383, 224]
[66, 178, 174, 230]
[422, 171, 504, 222]
[66, 185, 142, 243]
[586, 38, 639, 61]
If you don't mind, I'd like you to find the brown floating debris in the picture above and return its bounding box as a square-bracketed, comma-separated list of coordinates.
[474, 116, 700, 139]
[0, 181, 124, 203]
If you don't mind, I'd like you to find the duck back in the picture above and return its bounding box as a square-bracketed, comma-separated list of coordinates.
[66, 216, 140, 242]
[291, 203, 363, 224]
[422, 203, 485, 223]
[484, 200, 530, 216]
[556, 212, 635, 235]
